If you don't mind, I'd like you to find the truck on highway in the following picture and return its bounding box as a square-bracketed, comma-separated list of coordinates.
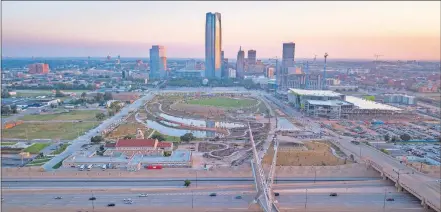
[102, 164, 107, 170]
[79, 165, 85, 171]
[87, 164, 93, 171]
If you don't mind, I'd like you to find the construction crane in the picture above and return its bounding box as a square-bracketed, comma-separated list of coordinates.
[374, 54, 383, 63]
[323, 53, 329, 90]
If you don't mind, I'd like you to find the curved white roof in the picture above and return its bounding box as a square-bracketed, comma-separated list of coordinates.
[345, 96, 402, 111]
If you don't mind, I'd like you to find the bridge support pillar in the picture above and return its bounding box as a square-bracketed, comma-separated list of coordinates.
[395, 183, 403, 192]
[381, 172, 387, 180]
[421, 200, 428, 209]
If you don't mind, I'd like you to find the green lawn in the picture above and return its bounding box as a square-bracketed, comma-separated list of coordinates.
[1, 122, 98, 140]
[1, 142, 17, 146]
[15, 90, 89, 98]
[23, 143, 50, 154]
[50, 143, 70, 155]
[186, 97, 257, 108]
[152, 131, 181, 142]
[21, 110, 102, 121]
[26, 156, 53, 166]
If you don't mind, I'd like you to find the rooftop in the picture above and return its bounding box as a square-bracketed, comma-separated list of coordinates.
[306, 100, 353, 107]
[345, 96, 402, 111]
[288, 88, 342, 97]
[116, 139, 157, 148]
[65, 150, 191, 164]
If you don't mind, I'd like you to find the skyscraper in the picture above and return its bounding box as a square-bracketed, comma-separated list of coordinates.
[149, 45, 167, 79]
[247, 50, 256, 65]
[205, 12, 222, 79]
[279, 42, 296, 90]
[236, 46, 245, 79]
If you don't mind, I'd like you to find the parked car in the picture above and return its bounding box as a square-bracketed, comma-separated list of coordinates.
[274, 193, 280, 197]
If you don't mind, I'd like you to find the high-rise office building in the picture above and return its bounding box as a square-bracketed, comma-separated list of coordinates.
[279, 42, 296, 90]
[247, 50, 256, 65]
[28, 63, 50, 74]
[236, 46, 245, 79]
[149, 45, 167, 79]
[205, 12, 222, 79]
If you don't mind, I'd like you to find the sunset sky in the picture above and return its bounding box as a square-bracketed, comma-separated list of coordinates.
[2, 1, 440, 60]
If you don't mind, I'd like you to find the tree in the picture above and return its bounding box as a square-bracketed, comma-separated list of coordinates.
[10, 105, 18, 114]
[400, 133, 411, 141]
[391, 136, 397, 142]
[55, 89, 65, 97]
[184, 180, 191, 187]
[110, 101, 122, 112]
[384, 134, 390, 141]
[1, 89, 11, 98]
[1, 105, 11, 115]
[151, 134, 166, 141]
[180, 133, 195, 142]
[95, 93, 104, 103]
[81, 92, 87, 102]
[349, 154, 354, 161]
[96, 112, 106, 121]
[123, 135, 134, 139]
[90, 135, 104, 143]
[99, 145, 105, 151]
[164, 151, 172, 157]
[104, 92, 113, 101]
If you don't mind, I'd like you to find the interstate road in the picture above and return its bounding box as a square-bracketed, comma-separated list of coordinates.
[2, 185, 425, 212]
[1, 178, 384, 189]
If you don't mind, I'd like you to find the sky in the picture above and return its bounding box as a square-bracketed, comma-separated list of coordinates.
[2, 1, 440, 60]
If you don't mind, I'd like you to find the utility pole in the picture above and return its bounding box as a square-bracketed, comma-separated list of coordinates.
[383, 188, 387, 212]
[304, 188, 308, 209]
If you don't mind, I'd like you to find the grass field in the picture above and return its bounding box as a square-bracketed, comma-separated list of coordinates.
[26, 156, 53, 166]
[186, 97, 257, 108]
[152, 131, 181, 142]
[23, 143, 50, 154]
[1, 122, 98, 140]
[50, 143, 70, 155]
[1, 142, 17, 146]
[21, 110, 102, 121]
[15, 90, 89, 98]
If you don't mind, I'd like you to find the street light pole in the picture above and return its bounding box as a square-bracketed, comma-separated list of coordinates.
[191, 191, 194, 209]
[304, 188, 308, 209]
[91, 190, 95, 212]
[314, 167, 317, 183]
[383, 188, 387, 212]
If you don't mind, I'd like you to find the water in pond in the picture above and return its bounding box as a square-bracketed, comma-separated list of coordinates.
[147, 120, 221, 138]
[159, 113, 244, 128]
[277, 117, 299, 131]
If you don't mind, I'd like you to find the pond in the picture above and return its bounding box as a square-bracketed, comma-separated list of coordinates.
[277, 117, 299, 131]
[159, 113, 244, 129]
[147, 120, 221, 138]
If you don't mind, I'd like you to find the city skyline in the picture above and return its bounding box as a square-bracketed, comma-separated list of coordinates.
[2, 1, 440, 60]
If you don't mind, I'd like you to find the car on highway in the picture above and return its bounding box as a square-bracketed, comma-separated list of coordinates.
[386, 197, 395, 201]
[139, 193, 148, 197]
[89, 197, 96, 201]
[209, 193, 217, 197]
[54, 196, 62, 199]
[107, 203, 115, 207]
[274, 193, 280, 196]
[235, 195, 242, 199]
[329, 193, 338, 196]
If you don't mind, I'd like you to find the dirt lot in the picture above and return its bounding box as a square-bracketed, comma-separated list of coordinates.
[263, 141, 350, 166]
[198, 142, 226, 152]
[105, 114, 147, 140]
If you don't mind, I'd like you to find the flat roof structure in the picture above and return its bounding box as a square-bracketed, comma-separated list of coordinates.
[306, 100, 353, 107]
[288, 88, 342, 97]
[65, 150, 191, 164]
[345, 96, 402, 111]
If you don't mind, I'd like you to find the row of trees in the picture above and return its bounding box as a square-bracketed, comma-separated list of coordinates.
[1, 105, 18, 115]
[384, 133, 411, 142]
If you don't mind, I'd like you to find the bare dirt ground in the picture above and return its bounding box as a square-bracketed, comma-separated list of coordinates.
[105, 113, 147, 140]
[262, 141, 351, 166]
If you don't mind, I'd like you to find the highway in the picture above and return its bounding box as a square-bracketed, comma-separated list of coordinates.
[2, 184, 425, 212]
[41, 92, 155, 171]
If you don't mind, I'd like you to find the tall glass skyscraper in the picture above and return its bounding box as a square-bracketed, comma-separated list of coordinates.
[205, 12, 222, 79]
[149, 45, 167, 79]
